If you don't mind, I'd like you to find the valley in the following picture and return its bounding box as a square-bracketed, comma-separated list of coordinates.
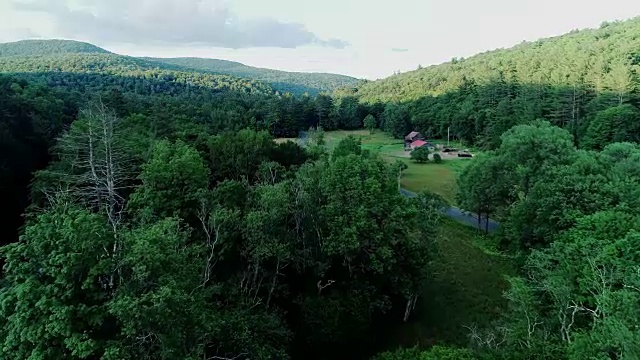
[1, 15, 640, 360]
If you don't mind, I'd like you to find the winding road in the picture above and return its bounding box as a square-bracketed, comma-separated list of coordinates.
[399, 188, 500, 233]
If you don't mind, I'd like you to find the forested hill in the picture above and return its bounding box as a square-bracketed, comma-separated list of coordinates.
[0, 39, 359, 95]
[147, 57, 360, 95]
[0, 39, 110, 56]
[341, 17, 640, 148]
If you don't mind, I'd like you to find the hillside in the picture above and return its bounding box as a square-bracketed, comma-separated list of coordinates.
[343, 17, 640, 148]
[0, 39, 358, 95]
[147, 57, 360, 95]
[0, 39, 110, 56]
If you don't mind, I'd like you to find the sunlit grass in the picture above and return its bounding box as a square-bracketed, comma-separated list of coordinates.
[318, 130, 472, 204]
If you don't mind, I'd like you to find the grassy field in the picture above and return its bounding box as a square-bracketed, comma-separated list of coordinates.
[384, 219, 516, 348]
[322, 130, 472, 204]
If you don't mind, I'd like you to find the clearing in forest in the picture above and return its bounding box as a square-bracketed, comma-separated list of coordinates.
[322, 130, 474, 204]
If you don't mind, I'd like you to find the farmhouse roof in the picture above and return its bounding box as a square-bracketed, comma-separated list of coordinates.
[412, 140, 427, 148]
[405, 131, 420, 140]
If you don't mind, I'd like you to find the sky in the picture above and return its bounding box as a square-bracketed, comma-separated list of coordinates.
[1, 0, 640, 79]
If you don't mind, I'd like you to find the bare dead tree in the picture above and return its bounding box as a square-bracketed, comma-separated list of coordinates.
[55, 100, 133, 290]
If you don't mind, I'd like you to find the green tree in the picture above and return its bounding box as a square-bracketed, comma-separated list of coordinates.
[433, 153, 442, 163]
[332, 135, 362, 158]
[364, 114, 377, 134]
[457, 153, 512, 234]
[410, 146, 430, 163]
[128, 140, 210, 225]
[0, 203, 114, 359]
[381, 103, 411, 138]
[582, 104, 640, 149]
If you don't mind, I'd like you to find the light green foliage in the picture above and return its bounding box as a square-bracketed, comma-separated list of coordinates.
[457, 125, 640, 359]
[0, 204, 113, 359]
[107, 219, 205, 360]
[498, 121, 576, 196]
[494, 212, 640, 359]
[505, 150, 613, 247]
[364, 114, 377, 134]
[410, 146, 430, 163]
[332, 135, 362, 158]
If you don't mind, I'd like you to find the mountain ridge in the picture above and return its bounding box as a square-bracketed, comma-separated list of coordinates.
[0, 39, 359, 95]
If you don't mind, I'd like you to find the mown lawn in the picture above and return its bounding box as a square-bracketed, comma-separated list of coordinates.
[320, 130, 472, 204]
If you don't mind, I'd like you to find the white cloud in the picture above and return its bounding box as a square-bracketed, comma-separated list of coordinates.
[8, 0, 349, 49]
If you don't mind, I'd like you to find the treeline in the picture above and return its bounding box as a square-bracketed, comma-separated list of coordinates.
[0, 96, 443, 359]
[337, 17, 640, 148]
[0, 52, 376, 138]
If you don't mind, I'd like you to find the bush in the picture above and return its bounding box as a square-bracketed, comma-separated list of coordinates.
[433, 153, 442, 163]
[410, 146, 430, 163]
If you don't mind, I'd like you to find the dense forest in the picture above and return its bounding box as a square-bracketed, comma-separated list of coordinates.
[146, 57, 360, 95]
[2, 16, 640, 360]
[338, 18, 640, 149]
[0, 40, 360, 95]
[0, 72, 440, 359]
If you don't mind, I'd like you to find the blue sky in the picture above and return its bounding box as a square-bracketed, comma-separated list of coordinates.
[1, 0, 640, 78]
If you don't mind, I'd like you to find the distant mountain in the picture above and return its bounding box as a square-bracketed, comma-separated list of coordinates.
[0, 42, 273, 98]
[0, 39, 110, 57]
[0, 39, 359, 95]
[146, 57, 360, 95]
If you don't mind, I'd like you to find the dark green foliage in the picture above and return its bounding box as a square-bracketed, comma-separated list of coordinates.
[146, 56, 360, 95]
[381, 103, 411, 138]
[410, 146, 430, 163]
[0, 76, 75, 245]
[582, 104, 640, 149]
[432, 153, 442, 163]
[0, 88, 435, 360]
[372, 346, 475, 360]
